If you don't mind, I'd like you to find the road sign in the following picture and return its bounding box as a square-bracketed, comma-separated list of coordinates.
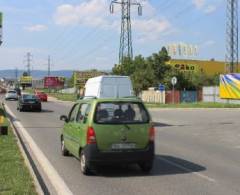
[171, 77, 177, 86]
[159, 84, 165, 91]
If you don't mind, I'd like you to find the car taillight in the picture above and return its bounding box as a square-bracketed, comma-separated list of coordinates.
[87, 127, 96, 144]
[149, 126, 155, 141]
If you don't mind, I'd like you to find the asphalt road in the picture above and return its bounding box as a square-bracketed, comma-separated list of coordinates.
[3, 98, 240, 195]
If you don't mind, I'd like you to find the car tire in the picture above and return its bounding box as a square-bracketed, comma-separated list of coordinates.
[80, 151, 91, 175]
[61, 138, 69, 156]
[139, 161, 153, 173]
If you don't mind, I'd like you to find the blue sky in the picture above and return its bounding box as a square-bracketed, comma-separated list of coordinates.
[0, 0, 227, 70]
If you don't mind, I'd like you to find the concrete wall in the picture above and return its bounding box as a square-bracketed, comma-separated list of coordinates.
[59, 87, 76, 94]
[203, 86, 240, 104]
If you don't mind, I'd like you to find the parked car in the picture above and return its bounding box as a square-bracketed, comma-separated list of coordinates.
[60, 97, 155, 175]
[5, 90, 18, 100]
[35, 91, 48, 102]
[17, 94, 42, 112]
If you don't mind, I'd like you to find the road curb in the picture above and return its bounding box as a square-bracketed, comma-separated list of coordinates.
[3, 103, 73, 195]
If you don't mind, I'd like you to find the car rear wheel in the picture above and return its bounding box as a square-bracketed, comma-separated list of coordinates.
[61, 138, 69, 156]
[80, 151, 91, 175]
[139, 161, 153, 173]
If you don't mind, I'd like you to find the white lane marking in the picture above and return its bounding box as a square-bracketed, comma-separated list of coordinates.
[5, 104, 73, 195]
[157, 156, 216, 183]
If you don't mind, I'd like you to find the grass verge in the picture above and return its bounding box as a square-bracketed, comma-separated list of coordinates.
[145, 102, 240, 108]
[48, 93, 77, 102]
[0, 106, 37, 195]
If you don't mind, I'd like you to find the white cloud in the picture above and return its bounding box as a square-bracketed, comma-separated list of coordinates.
[204, 5, 217, 14]
[25, 24, 48, 32]
[53, 0, 173, 42]
[53, 0, 110, 27]
[193, 0, 205, 9]
[192, 0, 217, 14]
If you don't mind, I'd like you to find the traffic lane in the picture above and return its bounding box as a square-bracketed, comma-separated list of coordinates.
[153, 109, 240, 194]
[3, 99, 237, 195]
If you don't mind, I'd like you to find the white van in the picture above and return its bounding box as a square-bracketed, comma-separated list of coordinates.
[84, 75, 134, 98]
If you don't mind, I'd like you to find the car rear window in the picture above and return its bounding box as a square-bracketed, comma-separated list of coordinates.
[94, 102, 149, 124]
[23, 94, 37, 100]
[8, 91, 16, 94]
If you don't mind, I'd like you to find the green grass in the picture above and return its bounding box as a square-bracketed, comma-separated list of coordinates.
[23, 88, 78, 102]
[145, 102, 240, 108]
[49, 93, 78, 102]
[0, 107, 37, 195]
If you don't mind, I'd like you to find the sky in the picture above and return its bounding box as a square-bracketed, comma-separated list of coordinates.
[0, 0, 228, 71]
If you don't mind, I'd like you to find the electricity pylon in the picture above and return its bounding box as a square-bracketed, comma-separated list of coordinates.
[110, 0, 142, 64]
[226, 0, 239, 73]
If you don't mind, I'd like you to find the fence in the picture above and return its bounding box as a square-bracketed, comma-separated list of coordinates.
[203, 86, 240, 104]
[141, 90, 165, 104]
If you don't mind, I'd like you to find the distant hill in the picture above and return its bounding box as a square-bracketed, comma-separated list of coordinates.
[0, 70, 74, 79]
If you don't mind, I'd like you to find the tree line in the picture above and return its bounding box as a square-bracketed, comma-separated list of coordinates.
[112, 47, 219, 94]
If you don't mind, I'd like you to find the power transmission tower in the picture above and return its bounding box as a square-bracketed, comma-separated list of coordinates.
[110, 0, 142, 64]
[226, 0, 239, 73]
[24, 52, 33, 76]
[48, 55, 51, 76]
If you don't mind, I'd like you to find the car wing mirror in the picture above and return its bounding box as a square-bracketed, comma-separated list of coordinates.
[60, 115, 69, 123]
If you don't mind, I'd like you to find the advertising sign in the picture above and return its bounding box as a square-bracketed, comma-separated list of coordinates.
[44, 76, 64, 89]
[20, 76, 32, 84]
[219, 74, 240, 99]
[74, 71, 105, 88]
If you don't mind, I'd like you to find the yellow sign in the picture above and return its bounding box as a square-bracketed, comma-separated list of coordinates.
[20, 76, 32, 84]
[167, 59, 226, 76]
[74, 71, 105, 87]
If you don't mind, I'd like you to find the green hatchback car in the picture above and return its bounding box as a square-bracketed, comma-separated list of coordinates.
[60, 97, 155, 175]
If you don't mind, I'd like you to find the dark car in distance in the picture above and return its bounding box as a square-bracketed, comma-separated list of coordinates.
[17, 94, 42, 112]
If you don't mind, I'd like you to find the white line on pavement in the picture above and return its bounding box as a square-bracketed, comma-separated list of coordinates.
[5, 104, 73, 195]
[157, 156, 216, 183]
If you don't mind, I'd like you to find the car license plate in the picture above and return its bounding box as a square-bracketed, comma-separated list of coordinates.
[112, 143, 136, 150]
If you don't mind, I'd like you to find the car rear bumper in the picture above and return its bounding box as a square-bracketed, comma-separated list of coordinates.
[83, 141, 155, 165]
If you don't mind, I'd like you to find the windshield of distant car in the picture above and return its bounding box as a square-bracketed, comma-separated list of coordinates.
[94, 102, 149, 124]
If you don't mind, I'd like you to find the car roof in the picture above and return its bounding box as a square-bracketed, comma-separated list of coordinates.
[76, 97, 142, 103]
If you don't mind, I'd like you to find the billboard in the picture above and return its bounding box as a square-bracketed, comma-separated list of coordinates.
[220, 74, 240, 99]
[20, 76, 32, 85]
[74, 71, 105, 88]
[167, 59, 226, 76]
[44, 76, 64, 89]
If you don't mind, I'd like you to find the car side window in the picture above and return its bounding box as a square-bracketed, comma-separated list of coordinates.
[77, 103, 90, 123]
[68, 104, 79, 122]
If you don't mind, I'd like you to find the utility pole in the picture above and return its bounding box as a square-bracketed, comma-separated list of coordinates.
[15, 67, 18, 81]
[25, 52, 33, 76]
[0, 12, 3, 46]
[48, 55, 51, 76]
[110, 0, 142, 64]
[226, 0, 238, 73]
